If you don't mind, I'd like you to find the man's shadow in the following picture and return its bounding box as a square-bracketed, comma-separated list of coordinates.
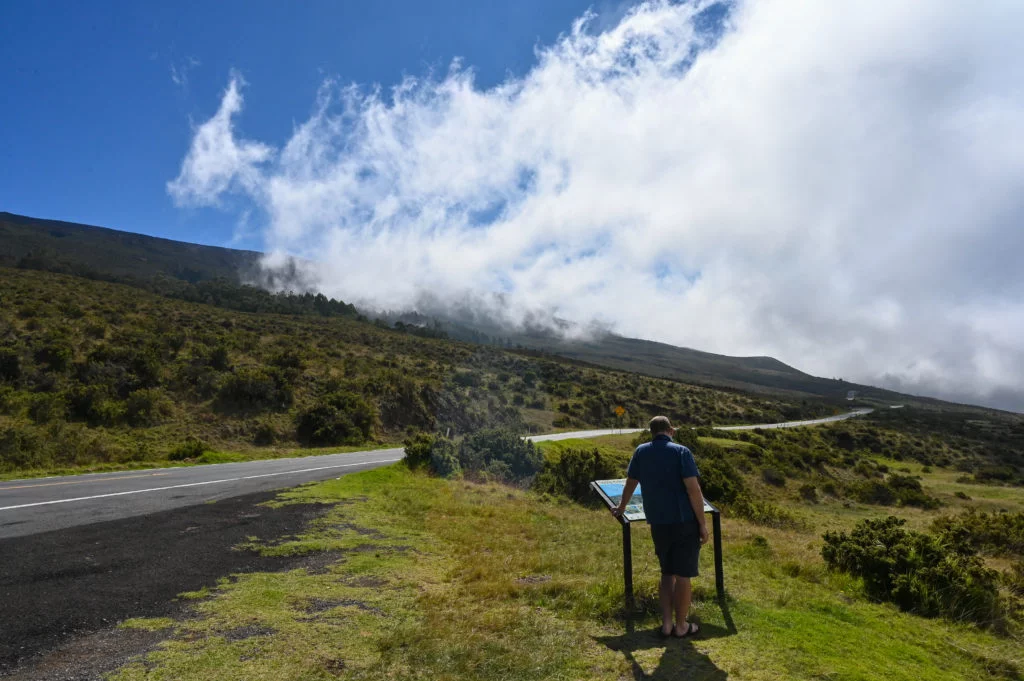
[595, 595, 735, 680]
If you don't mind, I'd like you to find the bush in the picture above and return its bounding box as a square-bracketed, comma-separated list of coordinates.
[0, 348, 22, 382]
[295, 391, 376, 445]
[931, 509, 1024, 558]
[458, 427, 543, 483]
[168, 437, 207, 461]
[731, 495, 803, 529]
[761, 466, 787, 487]
[28, 392, 66, 423]
[798, 483, 817, 502]
[697, 448, 745, 504]
[217, 366, 293, 411]
[430, 437, 461, 478]
[533, 447, 630, 503]
[403, 432, 434, 470]
[822, 516, 1006, 628]
[252, 419, 277, 445]
[125, 388, 166, 426]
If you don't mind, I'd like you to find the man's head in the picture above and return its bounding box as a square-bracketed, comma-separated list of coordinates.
[649, 415, 675, 436]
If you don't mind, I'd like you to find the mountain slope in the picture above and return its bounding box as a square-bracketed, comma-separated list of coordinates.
[0, 211, 974, 408]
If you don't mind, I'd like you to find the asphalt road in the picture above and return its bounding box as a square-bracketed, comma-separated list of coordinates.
[0, 411, 873, 540]
[0, 448, 403, 540]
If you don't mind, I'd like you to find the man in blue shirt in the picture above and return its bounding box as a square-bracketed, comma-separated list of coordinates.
[612, 415, 709, 638]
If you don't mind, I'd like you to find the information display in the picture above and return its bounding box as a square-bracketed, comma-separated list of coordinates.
[593, 478, 716, 522]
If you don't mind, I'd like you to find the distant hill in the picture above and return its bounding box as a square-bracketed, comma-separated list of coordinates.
[0, 211, 979, 410]
[0, 212, 260, 283]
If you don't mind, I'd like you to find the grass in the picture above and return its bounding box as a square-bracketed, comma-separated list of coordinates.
[107, 452, 1023, 680]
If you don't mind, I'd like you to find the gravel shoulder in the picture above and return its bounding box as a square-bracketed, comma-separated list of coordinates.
[0, 490, 331, 679]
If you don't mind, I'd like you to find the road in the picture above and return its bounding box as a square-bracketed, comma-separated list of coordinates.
[0, 449, 403, 540]
[0, 410, 872, 540]
[527, 408, 873, 440]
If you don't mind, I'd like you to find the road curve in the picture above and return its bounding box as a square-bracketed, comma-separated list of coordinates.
[0, 409, 872, 540]
[527, 408, 873, 441]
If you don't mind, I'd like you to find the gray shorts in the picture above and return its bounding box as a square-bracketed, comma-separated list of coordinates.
[650, 521, 701, 578]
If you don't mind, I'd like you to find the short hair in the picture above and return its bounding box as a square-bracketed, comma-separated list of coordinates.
[649, 415, 673, 435]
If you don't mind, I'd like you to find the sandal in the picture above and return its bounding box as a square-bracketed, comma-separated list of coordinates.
[672, 622, 699, 638]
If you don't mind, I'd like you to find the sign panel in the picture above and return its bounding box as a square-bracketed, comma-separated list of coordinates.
[593, 478, 716, 522]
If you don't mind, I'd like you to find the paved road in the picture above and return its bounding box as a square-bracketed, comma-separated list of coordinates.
[0, 449, 403, 539]
[0, 410, 872, 540]
[527, 408, 873, 441]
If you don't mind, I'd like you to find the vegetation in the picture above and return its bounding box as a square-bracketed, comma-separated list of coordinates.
[105, 455, 1024, 681]
[0, 267, 832, 476]
[823, 517, 1008, 629]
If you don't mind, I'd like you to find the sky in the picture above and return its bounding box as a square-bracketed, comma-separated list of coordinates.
[2, 1, 1023, 412]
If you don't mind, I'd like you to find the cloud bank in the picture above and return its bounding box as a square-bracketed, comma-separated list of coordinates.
[169, 0, 1024, 412]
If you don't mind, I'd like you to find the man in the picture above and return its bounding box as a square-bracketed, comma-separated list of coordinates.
[612, 415, 709, 638]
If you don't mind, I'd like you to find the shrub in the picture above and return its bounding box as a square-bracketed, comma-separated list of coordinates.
[430, 437, 461, 478]
[822, 516, 1006, 627]
[295, 391, 376, 445]
[931, 509, 1024, 558]
[697, 449, 745, 504]
[798, 483, 817, 502]
[403, 432, 434, 470]
[732, 495, 803, 529]
[458, 427, 543, 483]
[252, 420, 277, 445]
[533, 447, 630, 503]
[125, 388, 166, 426]
[28, 393, 66, 423]
[761, 466, 787, 487]
[0, 348, 22, 382]
[216, 366, 293, 411]
[886, 473, 941, 509]
[168, 437, 207, 461]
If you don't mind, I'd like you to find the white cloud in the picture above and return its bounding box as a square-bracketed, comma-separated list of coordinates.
[167, 0, 1024, 411]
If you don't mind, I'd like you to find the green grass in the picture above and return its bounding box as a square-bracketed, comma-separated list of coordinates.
[107, 458, 1023, 681]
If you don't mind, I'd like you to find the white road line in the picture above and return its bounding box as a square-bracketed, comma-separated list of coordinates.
[0, 458, 402, 512]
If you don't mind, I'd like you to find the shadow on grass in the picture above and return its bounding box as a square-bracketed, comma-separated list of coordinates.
[596, 594, 735, 680]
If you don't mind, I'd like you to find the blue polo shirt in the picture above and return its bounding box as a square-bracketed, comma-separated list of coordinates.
[626, 434, 700, 525]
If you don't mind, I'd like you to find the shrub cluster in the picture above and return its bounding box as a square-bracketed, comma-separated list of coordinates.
[533, 447, 629, 503]
[295, 391, 376, 446]
[846, 473, 940, 509]
[404, 427, 543, 484]
[822, 516, 1008, 628]
[931, 509, 1024, 558]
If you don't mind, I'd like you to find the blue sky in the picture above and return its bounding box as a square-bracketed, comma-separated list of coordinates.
[0, 0, 607, 247]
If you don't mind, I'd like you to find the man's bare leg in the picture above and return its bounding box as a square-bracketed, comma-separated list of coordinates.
[674, 576, 698, 635]
[659, 573, 675, 635]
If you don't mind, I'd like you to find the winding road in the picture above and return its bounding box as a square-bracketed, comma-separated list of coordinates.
[0, 409, 872, 540]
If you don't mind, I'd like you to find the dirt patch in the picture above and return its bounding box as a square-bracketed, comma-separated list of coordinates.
[219, 625, 277, 642]
[0, 622, 170, 681]
[339, 574, 388, 588]
[300, 598, 383, 616]
[0, 490, 334, 677]
[516, 575, 552, 585]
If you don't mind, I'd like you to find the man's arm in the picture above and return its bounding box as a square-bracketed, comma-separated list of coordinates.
[684, 476, 710, 544]
[611, 478, 639, 518]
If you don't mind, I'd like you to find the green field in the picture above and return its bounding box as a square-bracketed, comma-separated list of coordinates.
[107, 434, 1023, 681]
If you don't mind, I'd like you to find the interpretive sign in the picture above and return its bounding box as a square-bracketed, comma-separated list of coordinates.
[590, 478, 724, 607]
[591, 479, 717, 522]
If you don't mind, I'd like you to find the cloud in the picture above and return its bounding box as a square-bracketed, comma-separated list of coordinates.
[167, 0, 1024, 412]
[170, 55, 202, 89]
[167, 74, 273, 206]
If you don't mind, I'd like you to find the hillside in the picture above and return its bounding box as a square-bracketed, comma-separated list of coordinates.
[1, 211, 930, 406]
[0, 267, 837, 475]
